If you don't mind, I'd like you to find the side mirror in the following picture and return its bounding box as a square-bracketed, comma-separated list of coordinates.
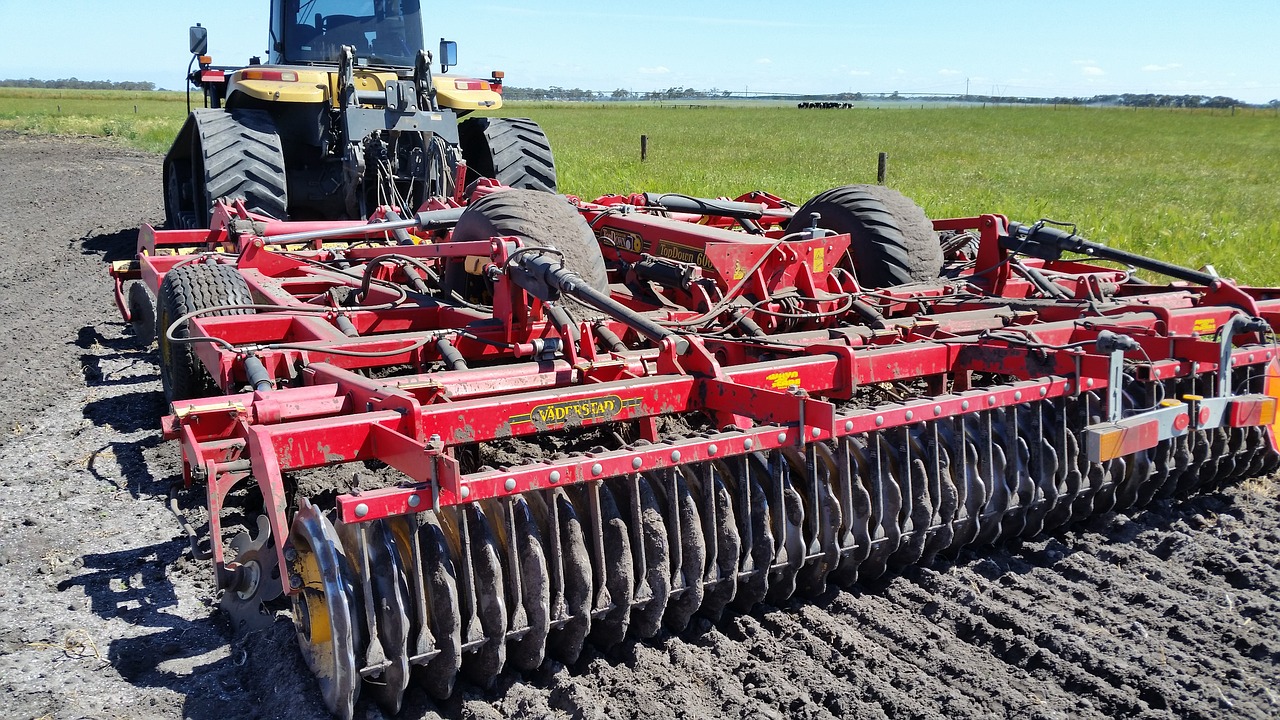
[189, 25, 208, 55]
[439, 38, 457, 73]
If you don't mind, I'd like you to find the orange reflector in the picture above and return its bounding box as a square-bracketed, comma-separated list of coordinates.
[198, 55, 213, 65]
[1263, 357, 1280, 451]
[492, 70, 505, 79]
[454, 79, 490, 91]
[1089, 419, 1161, 462]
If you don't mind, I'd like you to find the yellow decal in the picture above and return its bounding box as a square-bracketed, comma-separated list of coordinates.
[813, 247, 825, 273]
[655, 240, 714, 270]
[732, 258, 745, 280]
[510, 395, 641, 430]
[1193, 318, 1217, 334]
[765, 371, 801, 390]
[598, 227, 645, 254]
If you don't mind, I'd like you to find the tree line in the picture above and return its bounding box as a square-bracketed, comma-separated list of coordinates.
[1, 77, 158, 91]
[503, 86, 1275, 109]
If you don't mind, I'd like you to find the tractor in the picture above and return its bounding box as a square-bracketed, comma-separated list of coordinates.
[163, 0, 555, 228]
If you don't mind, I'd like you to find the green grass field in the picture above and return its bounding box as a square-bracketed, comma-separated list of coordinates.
[3, 88, 1277, 283]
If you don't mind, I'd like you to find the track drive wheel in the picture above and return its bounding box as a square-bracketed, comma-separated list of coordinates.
[447, 189, 609, 321]
[164, 108, 289, 228]
[155, 262, 254, 403]
[785, 185, 942, 287]
[458, 117, 558, 192]
[288, 499, 365, 720]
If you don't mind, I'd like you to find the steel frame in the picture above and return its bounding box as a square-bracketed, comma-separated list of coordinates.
[110, 191, 1280, 598]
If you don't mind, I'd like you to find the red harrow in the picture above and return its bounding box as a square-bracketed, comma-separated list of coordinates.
[111, 182, 1280, 718]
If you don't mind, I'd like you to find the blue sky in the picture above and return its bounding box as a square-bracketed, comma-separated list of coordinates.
[1, 1, 1277, 102]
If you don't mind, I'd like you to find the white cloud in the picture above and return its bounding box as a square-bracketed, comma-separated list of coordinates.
[1142, 63, 1183, 72]
[849, 69, 871, 76]
[1081, 66, 1105, 77]
[938, 68, 961, 76]
[638, 66, 670, 75]
[756, 58, 772, 65]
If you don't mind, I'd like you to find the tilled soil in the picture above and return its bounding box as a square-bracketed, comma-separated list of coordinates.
[0, 131, 1278, 720]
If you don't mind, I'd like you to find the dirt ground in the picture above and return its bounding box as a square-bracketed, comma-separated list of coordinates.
[1, 130, 1279, 720]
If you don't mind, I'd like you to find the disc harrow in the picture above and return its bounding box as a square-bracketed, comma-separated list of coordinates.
[110, 183, 1280, 718]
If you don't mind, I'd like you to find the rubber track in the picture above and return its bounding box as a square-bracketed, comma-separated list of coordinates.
[193, 108, 289, 223]
[459, 117, 558, 192]
[156, 262, 253, 402]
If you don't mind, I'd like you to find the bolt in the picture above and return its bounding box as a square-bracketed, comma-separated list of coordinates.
[744, 439, 754, 450]
[591, 463, 603, 476]
[708, 444, 718, 456]
[812, 427, 821, 438]
[845, 420, 854, 432]
[875, 415, 884, 427]
[905, 410, 914, 421]
[283, 547, 297, 562]
[632, 457, 643, 470]
[934, 405, 942, 416]
[407, 494, 421, 508]
[1064, 382, 1073, 393]
[460, 486, 470, 499]
[290, 574, 303, 589]
[961, 400, 970, 411]
[1040, 387, 1047, 397]
[671, 450, 682, 462]
[1014, 391, 1022, 401]
[354, 503, 369, 519]
[987, 396, 996, 406]
[505, 478, 516, 492]
[777, 432, 787, 443]
[1086, 378, 1094, 388]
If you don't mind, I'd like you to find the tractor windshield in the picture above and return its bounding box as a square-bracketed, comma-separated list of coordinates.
[282, 0, 425, 67]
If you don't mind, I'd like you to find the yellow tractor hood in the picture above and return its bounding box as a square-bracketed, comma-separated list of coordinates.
[435, 75, 503, 111]
[226, 66, 332, 103]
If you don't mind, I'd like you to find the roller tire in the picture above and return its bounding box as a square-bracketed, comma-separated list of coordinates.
[458, 117, 558, 192]
[448, 189, 608, 321]
[785, 184, 942, 288]
[156, 262, 254, 403]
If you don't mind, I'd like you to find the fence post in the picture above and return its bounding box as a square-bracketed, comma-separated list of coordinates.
[641, 134, 648, 162]
[877, 152, 888, 185]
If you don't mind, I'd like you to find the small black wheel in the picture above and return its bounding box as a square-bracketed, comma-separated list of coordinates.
[127, 282, 156, 347]
[458, 117, 557, 192]
[785, 185, 942, 288]
[156, 262, 254, 402]
[447, 189, 608, 320]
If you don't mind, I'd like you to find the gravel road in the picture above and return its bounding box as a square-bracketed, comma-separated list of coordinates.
[0, 130, 1277, 720]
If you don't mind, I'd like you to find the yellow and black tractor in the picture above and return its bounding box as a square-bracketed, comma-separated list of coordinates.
[164, 0, 556, 228]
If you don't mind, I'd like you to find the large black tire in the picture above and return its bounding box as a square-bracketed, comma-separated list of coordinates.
[164, 108, 289, 228]
[156, 262, 254, 403]
[447, 189, 607, 320]
[458, 117, 558, 192]
[785, 185, 942, 288]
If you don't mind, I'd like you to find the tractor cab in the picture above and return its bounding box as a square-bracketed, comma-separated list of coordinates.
[270, 0, 427, 68]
